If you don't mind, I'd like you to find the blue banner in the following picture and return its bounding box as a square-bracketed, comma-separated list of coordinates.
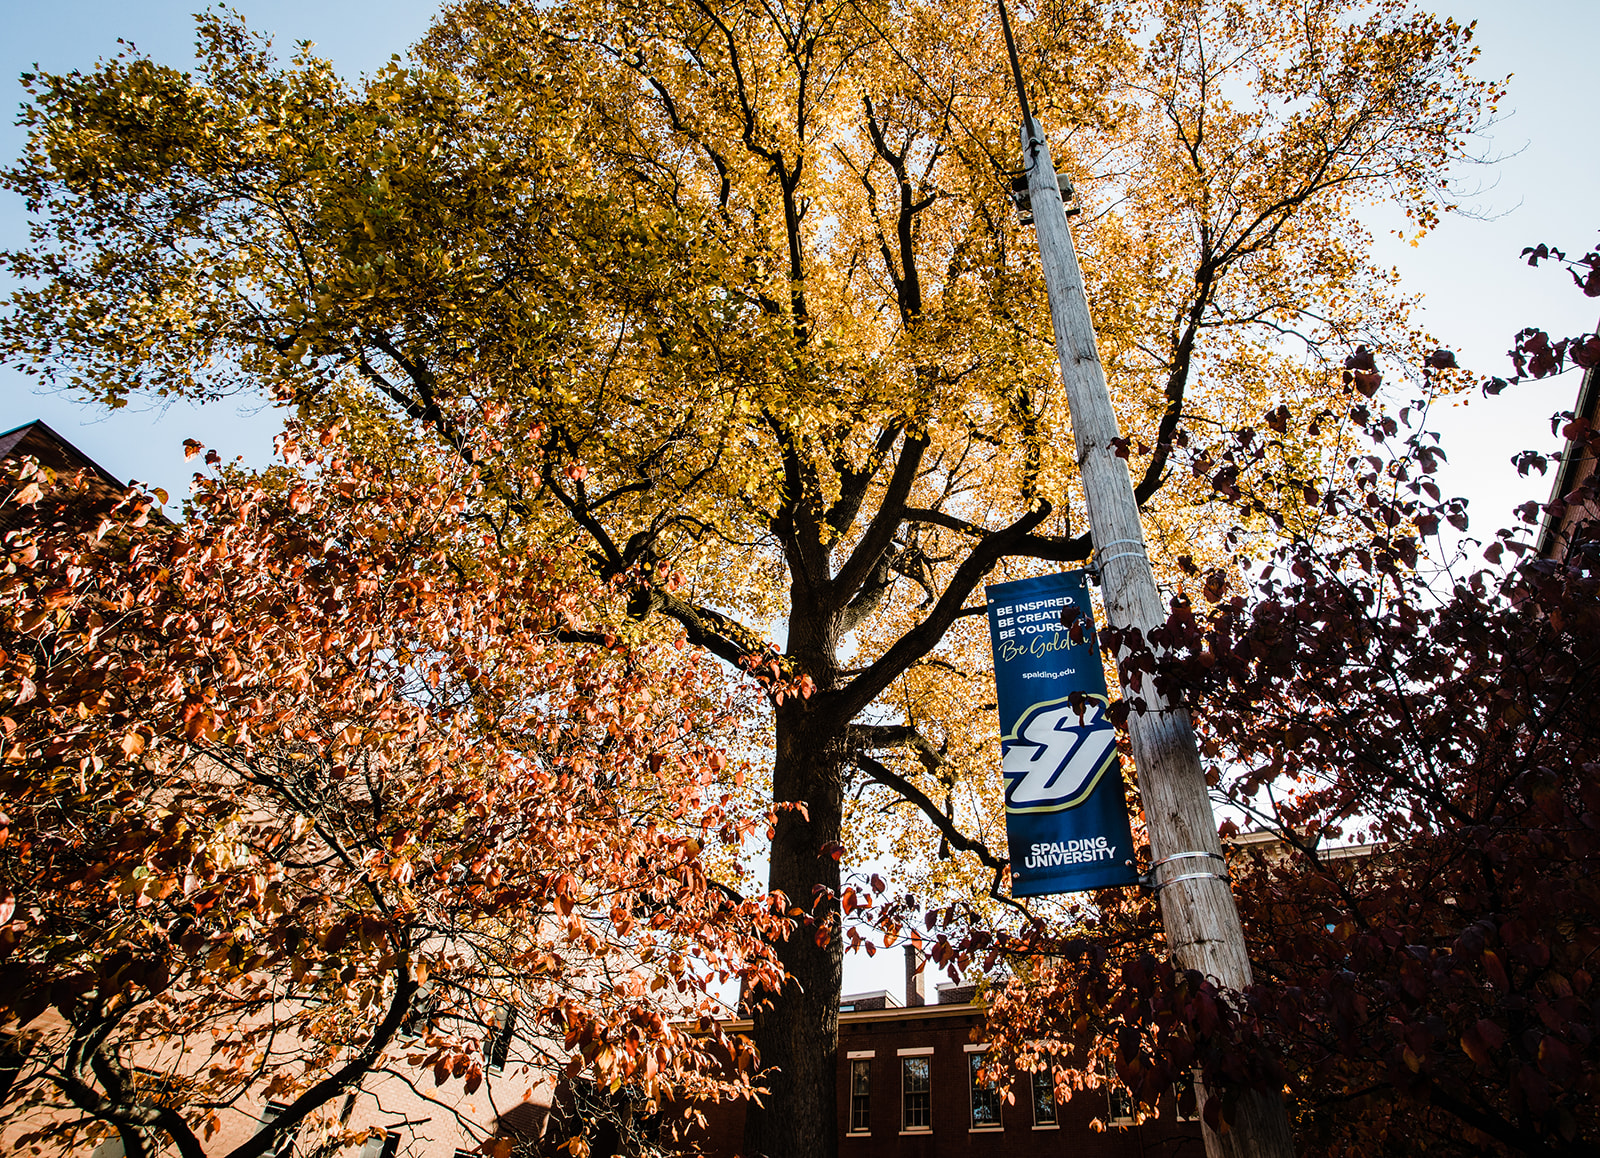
[985, 570, 1138, 896]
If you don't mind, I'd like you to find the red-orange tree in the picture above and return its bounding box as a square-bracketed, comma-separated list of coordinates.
[0, 429, 784, 1158]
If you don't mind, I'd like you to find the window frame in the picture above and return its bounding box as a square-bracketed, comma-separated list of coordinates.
[488, 1003, 518, 1072]
[396, 982, 438, 1043]
[1173, 1070, 1201, 1122]
[260, 1101, 300, 1158]
[900, 1055, 932, 1134]
[0, 1032, 29, 1104]
[1030, 1068, 1059, 1129]
[1106, 1084, 1136, 1126]
[359, 1130, 401, 1158]
[848, 1058, 872, 1135]
[966, 1051, 1002, 1131]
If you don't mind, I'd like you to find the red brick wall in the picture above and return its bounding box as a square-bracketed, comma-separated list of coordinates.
[1548, 448, 1599, 562]
[680, 1006, 1204, 1158]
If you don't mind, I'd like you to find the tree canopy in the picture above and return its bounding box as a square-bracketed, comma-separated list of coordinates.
[0, 2, 1502, 1154]
[0, 430, 783, 1157]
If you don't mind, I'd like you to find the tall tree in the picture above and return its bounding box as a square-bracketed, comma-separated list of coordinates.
[1, 3, 1497, 1154]
[0, 432, 783, 1157]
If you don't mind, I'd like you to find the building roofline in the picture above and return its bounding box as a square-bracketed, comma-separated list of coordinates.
[2, 418, 173, 526]
[1535, 335, 1600, 559]
[1227, 829, 1382, 860]
[839, 989, 901, 1007]
[1, 419, 130, 494]
[712, 1001, 982, 1034]
[839, 1000, 980, 1025]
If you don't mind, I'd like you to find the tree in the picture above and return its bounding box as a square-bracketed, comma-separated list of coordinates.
[0, 429, 784, 1158]
[978, 256, 1600, 1155]
[0, 4, 1498, 1155]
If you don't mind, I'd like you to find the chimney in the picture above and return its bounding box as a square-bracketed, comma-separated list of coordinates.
[904, 943, 925, 1007]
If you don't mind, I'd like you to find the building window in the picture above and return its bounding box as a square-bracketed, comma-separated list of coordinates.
[1173, 1071, 1200, 1122]
[261, 1102, 299, 1158]
[1107, 1084, 1135, 1126]
[902, 1056, 931, 1131]
[0, 1032, 30, 1104]
[398, 984, 438, 1042]
[1031, 1069, 1058, 1127]
[359, 1131, 400, 1158]
[125, 1066, 191, 1109]
[488, 1004, 518, 1071]
[849, 1059, 871, 1133]
[967, 1053, 1001, 1129]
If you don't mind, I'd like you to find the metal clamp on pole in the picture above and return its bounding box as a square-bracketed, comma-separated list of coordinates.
[1135, 850, 1230, 891]
[1087, 538, 1147, 585]
[1094, 537, 1149, 569]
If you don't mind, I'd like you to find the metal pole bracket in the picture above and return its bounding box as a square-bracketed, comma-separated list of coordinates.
[1134, 850, 1230, 891]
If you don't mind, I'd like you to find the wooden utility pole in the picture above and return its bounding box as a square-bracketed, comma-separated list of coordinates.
[1018, 117, 1297, 1158]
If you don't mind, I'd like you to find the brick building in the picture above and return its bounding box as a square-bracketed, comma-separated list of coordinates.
[1535, 346, 1600, 563]
[686, 949, 1203, 1158]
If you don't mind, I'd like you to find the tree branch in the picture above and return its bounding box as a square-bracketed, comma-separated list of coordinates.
[850, 723, 945, 777]
[831, 503, 1054, 720]
[825, 420, 904, 549]
[632, 584, 774, 671]
[852, 753, 1002, 871]
[1134, 263, 1215, 506]
[228, 960, 421, 1158]
[901, 507, 1090, 563]
[832, 431, 928, 602]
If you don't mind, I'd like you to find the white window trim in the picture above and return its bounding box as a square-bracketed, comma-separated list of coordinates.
[359, 1130, 401, 1158]
[1030, 1068, 1061, 1129]
[1033, 1099, 1059, 1126]
[901, 1054, 933, 1133]
[260, 1102, 299, 1158]
[1106, 1084, 1136, 1126]
[847, 1057, 872, 1135]
[966, 1048, 1002, 1132]
[962, 1042, 990, 1053]
[1173, 1071, 1201, 1122]
[486, 1003, 518, 1074]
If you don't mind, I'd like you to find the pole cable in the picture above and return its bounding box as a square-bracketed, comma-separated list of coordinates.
[844, 0, 1013, 180]
[995, 0, 1036, 153]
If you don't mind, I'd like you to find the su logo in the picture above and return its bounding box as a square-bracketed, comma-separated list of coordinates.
[1001, 694, 1119, 813]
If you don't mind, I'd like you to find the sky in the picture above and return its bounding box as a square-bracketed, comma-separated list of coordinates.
[0, 1, 441, 495]
[2, 1, 1594, 527]
[2, 1, 1597, 1000]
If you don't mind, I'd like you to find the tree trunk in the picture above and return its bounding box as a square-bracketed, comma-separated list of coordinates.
[743, 659, 848, 1158]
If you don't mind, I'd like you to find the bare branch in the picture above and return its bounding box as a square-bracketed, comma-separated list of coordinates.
[852, 753, 1002, 872]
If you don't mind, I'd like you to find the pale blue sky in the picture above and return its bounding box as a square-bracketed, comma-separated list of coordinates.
[0, 1, 441, 490]
[2, 1, 1595, 529]
[2, 1, 1597, 999]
